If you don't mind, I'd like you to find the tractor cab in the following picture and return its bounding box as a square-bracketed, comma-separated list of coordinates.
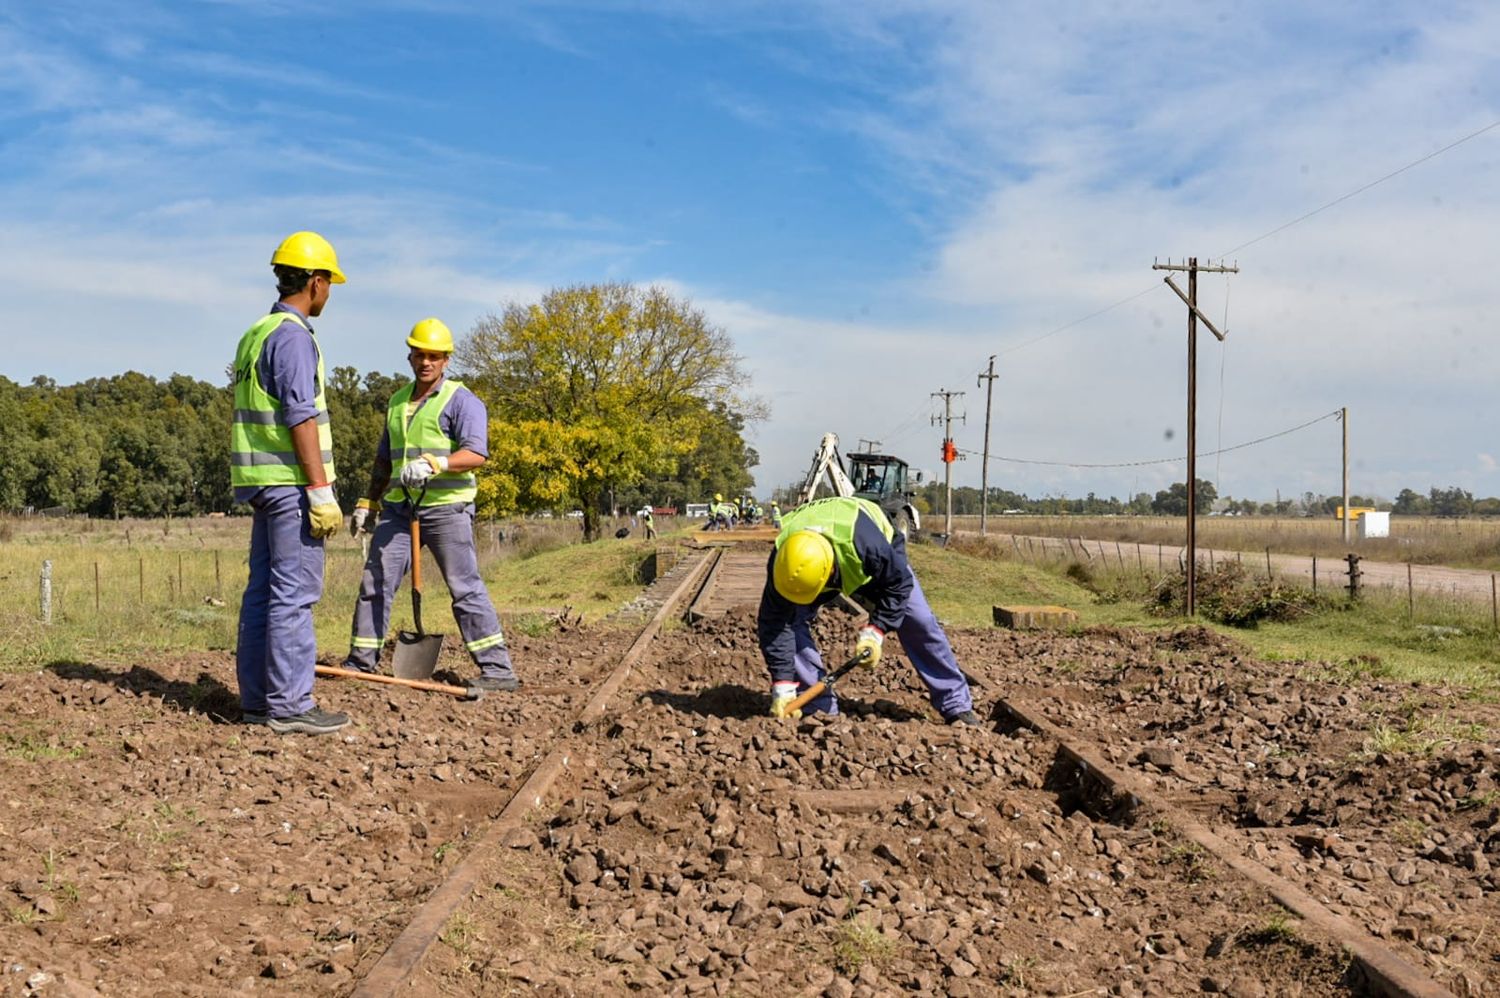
[847, 454, 925, 535]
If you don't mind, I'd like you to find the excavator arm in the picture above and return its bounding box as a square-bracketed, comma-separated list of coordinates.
[794, 433, 858, 505]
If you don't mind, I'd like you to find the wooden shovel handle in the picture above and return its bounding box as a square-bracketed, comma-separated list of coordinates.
[784, 681, 829, 715]
[315, 665, 478, 699]
[411, 516, 421, 593]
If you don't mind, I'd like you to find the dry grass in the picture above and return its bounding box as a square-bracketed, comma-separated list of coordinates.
[949, 514, 1500, 571]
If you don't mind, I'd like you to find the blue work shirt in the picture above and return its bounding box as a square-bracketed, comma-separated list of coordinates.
[375, 374, 490, 461]
[757, 509, 914, 684]
[233, 302, 324, 503]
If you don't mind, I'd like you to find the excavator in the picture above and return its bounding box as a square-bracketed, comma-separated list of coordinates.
[792, 433, 925, 537]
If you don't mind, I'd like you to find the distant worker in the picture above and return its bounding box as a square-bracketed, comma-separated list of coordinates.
[757, 496, 978, 726]
[641, 504, 657, 540]
[231, 231, 349, 735]
[770, 501, 782, 528]
[343, 319, 521, 692]
[862, 468, 881, 492]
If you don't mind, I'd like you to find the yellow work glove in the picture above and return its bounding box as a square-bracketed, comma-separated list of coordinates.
[855, 626, 884, 668]
[769, 681, 802, 719]
[305, 484, 343, 540]
[350, 497, 380, 537]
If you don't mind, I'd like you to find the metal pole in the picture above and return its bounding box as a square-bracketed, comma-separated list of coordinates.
[978, 355, 997, 536]
[1186, 257, 1198, 615]
[1341, 406, 1350, 544]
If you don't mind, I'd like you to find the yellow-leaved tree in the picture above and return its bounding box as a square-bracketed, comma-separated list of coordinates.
[457, 284, 757, 540]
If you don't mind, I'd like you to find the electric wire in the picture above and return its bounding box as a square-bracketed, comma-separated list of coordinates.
[954, 408, 1342, 469]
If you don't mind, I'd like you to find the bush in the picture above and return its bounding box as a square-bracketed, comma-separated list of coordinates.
[1148, 560, 1330, 627]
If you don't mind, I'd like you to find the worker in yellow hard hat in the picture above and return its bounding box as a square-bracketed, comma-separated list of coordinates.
[344, 319, 522, 692]
[759, 496, 977, 725]
[231, 231, 348, 735]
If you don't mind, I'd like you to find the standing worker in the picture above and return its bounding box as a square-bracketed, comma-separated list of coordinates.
[344, 319, 522, 692]
[231, 231, 348, 735]
[770, 501, 782, 528]
[757, 496, 978, 725]
[640, 504, 657, 540]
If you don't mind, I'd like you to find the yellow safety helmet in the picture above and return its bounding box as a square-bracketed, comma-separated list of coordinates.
[714, 493, 723, 502]
[270, 231, 345, 284]
[407, 317, 455, 353]
[773, 529, 836, 604]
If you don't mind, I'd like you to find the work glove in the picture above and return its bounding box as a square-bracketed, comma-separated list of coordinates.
[306, 484, 343, 540]
[350, 497, 380, 537]
[855, 626, 884, 669]
[399, 453, 448, 488]
[769, 681, 802, 720]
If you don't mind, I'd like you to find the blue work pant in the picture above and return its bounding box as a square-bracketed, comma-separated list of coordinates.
[236, 486, 323, 717]
[346, 502, 515, 679]
[789, 570, 972, 718]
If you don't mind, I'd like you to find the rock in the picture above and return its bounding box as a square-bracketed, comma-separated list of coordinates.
[260, 958, 297, 979]
[1141, 745, 1181, 770]
[501, 826, 540, 851]
[565, 854, 600, 886]
[945, 957, 976, 978]
[1390, 861, 1419, 886]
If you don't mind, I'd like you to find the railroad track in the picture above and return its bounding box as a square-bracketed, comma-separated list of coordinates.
[348, 547, 718, 996]
[346, 534, 1465, 996]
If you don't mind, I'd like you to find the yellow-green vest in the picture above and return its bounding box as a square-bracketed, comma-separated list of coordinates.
[230, 312, 334, 488]
[775, 497, 893, 595]
[384, 379, 478, 506]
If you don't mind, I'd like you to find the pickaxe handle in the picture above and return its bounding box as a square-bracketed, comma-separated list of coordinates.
[783, 648, 872, 715]
[315, 665, 481, 700]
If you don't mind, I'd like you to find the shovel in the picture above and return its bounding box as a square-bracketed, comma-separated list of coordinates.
[781, 647, 874, 716]
[392, 485, 444, 680]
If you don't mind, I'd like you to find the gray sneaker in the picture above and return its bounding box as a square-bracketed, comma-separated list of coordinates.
[473, 675, 521, 692]
[267, 707, 350, 735]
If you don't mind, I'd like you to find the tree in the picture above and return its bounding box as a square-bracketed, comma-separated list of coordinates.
[1429, 486, 1474, 518]
[1150, 479, 1217, 516]
[1392, 488, 1429, 516]
[457, 284, 759, 540]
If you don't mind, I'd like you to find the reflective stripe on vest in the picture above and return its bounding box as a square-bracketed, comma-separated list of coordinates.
[383, 379, 479, 506]
[230, 312, 335, 488]
[775, 497, 893, 595]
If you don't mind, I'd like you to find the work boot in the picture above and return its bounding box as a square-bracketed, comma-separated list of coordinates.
[473, 675, 521, 692]
[267, 707, 350, 735]
[944, 709, 982, 727]
[241, 711, 269, 726]
[342, 659, 379, 675]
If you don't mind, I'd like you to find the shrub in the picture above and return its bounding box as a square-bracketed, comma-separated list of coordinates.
[1148, 560, 1329, 627]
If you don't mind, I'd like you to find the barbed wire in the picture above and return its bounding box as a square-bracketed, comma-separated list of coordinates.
[954, 408, 1342, 469]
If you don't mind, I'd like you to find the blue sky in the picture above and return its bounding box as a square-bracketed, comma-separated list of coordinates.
[4, 1, 1500, 505]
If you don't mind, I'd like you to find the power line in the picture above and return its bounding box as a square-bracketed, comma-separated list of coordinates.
[955, 408, 1342, 469]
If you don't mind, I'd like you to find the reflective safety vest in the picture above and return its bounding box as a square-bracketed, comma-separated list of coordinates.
[775, 497, 893, 595]
[383, 379, 478, 506]
[230, 312, 334, 488]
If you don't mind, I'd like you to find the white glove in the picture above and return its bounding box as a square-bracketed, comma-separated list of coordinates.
[769, 681, 802, 719]
[399, 453, 447, 488]
[349, 498, 379, 537]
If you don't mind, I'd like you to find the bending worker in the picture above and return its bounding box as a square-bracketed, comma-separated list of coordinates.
[757, 495, 978, 725]
[343, 319, 521, 692]
[231, 231, 348, 736]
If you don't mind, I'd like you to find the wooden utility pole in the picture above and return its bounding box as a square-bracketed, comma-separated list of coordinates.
[1152, 256, 1239, 616]
[1341, 407, 1350, 544]
[931, 389, 965, 537]
[977, 355, 998, 536]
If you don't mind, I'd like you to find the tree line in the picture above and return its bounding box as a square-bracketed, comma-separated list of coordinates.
[0, 284, 760, 531]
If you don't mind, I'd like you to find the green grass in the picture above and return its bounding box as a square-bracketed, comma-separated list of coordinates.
[912, 541, 1500, 690]
[832, 915, 897, 976]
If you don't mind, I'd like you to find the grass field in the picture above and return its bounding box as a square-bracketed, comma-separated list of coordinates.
[0, 513, 672, 673]
[945, 514, 1500, 571]
[5, 513, 1499, 693]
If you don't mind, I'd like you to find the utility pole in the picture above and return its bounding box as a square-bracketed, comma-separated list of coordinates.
[855, 438, 883, 453]
[931, 389, 966, 537]
[1341, 407, 1350, 544]
[1152, 256, 1239, 617]
[977, 356, 998, 536]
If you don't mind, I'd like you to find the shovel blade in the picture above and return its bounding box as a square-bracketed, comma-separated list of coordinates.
[393, 630, 444, 680]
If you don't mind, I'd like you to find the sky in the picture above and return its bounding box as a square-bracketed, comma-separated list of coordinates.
[3, 1, 1499, 505]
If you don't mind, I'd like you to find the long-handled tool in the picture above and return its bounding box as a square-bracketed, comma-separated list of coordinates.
[315, 665, 482, 701]
[391, 485, 445, 680]
[783, 647, 874, 716]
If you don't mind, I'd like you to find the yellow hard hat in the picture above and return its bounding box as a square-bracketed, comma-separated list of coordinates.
[407, 317, 455, 353]
[270, 231, 345, 284]
[773, 529, 835, 604]
[714, 493, 723, 502]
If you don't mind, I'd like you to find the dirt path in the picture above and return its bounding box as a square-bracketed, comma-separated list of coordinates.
[983, 531, 1500, 605]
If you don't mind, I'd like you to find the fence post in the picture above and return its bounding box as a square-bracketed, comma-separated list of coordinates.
[40, 560, 53, 625]
[1492, 574, 1497, 632]
[1265, 546, 1273, 580]
[1158, 543, 1163, 573]
[94, 561, 101, 613]
[1345, 553, 1363, 602]
[215, 550, 222, 594]
[1311, 554, 1317, 593]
